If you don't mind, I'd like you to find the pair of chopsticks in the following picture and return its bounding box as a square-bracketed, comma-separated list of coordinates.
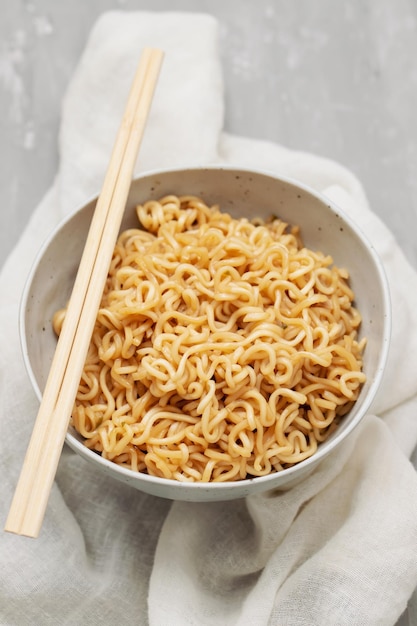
[4, 47, 164, 538]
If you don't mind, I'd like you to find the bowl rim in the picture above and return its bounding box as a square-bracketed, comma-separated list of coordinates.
[19, 164, 392, 494]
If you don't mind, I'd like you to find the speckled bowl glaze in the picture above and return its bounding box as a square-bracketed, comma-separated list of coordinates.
[20, 166, 391, 501]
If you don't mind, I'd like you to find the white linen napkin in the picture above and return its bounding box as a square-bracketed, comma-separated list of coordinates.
[1, 11, 417, 626]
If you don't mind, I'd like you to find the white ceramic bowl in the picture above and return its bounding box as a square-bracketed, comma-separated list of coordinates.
[20, 166, 391, 501]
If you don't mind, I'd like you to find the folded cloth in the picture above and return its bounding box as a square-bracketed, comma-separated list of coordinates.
[1, 11, 417, 626]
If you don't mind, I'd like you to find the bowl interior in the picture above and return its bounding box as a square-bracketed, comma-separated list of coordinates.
[20, 166, 390, 500]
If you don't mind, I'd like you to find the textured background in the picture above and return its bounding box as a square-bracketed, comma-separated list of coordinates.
[1, 1, 416, 623]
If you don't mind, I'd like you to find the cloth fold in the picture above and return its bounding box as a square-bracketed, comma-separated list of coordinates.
[1, 11, 417, 626]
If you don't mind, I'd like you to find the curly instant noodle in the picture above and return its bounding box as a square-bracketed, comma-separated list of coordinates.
[53, 194, 366, 482]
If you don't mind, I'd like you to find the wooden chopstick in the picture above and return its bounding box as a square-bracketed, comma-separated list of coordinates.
[4, 47, 164, 538]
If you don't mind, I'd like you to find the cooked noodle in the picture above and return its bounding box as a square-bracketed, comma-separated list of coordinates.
[53, 194, 366, 482]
